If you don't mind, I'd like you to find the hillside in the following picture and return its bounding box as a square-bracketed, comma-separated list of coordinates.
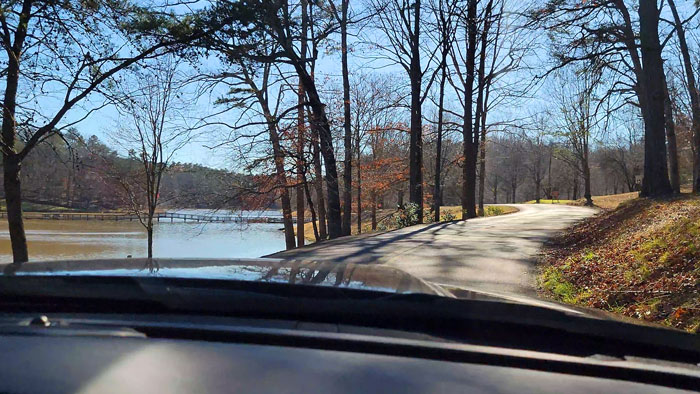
[539, 194, 700, 332]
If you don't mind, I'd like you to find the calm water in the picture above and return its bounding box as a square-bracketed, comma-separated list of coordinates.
[0, 210, 287, 263]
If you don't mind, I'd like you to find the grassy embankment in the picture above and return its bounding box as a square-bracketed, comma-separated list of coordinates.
[539, 192, 700, 333]
[0, 201, 166, 215]
[295, 204, 518, 242]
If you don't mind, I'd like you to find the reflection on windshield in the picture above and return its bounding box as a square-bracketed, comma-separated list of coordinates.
[5, 260, 428, 295]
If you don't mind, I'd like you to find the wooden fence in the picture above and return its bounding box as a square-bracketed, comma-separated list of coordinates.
[0, 211, 297, 224]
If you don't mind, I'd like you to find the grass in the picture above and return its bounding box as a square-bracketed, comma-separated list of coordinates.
[538, 193, 700, 333]
[296, 204, 518, 242]
[525, 199, 575, 205]
[571, 192, 640, 209]
[525, 191, 639, 210]
[439, 204, 519, 219]
[0, 201, 79, 213]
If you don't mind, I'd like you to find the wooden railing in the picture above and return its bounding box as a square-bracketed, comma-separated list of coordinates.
[0, 211, 298, 224]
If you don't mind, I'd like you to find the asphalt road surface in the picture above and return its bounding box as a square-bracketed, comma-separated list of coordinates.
[267, 204, 598, 297]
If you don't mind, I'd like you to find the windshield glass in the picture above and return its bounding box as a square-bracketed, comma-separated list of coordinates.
[0, 0, 697, 334]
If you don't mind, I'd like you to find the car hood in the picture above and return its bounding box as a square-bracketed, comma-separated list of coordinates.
[0, 258, 452, 297]
[0, 258, 692, 338]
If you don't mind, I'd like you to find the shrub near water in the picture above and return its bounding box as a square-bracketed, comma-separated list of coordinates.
[539, 196, 700, 333]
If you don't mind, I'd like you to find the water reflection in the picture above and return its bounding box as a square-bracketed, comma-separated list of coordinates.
[0, 219, 286, 263]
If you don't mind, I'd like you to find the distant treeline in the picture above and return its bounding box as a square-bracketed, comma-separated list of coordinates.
[0, 133, 258, 211]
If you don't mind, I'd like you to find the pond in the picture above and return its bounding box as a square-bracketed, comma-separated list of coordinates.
[0, 210, 287, 263]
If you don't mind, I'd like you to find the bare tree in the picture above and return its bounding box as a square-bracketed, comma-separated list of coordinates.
[523, 127, 551, 204]
[552, 68, 601, 206]
[528, 0, 673, 197]
[429, 0, 458, 221]
[637, 0, 673, 196]
[502, 135, 524, 203]
[109, 58, 193, 259]
[240, 59, 297, 250]
[295, 0, 309, 246]
[370, 0, 442, 223]
[667, 0, 700, 192]
[329, 0, 354, 235]
[227, 0, 344, 238]
[450, 0, 480, 219]
[0, 0, 212, 262]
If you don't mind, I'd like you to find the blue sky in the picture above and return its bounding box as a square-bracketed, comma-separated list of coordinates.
[25, 0, 579, 171]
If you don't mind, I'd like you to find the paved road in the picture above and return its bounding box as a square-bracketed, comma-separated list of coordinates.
[268, 204, 598, 296]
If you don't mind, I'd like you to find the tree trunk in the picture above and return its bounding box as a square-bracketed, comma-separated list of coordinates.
[461, 0, 479, 220]
[668, 0, 700, 193]
[434, 2, 450, 223]
[260, 91, 295, 250]
[146, 220, 154, 259]
[303, 176, 320, 241]
[356, 132, 362, 234]
[434, 66, 447, 222]
[473, 0, 492, 217]
[3, 156, 28, 263]
[477, 104, 491, 215]
[341, 0, 352, 235]
[371, 191, 377, 230]
[296, 0, 309, 245]
[478, 139, 486, 214]
[409, 0, 424, 222]
[638, 0, 673, 197]
[275, 4, 343, 239]
[583, 161, 593, 206]
[280, 187, 296, 249]
[1, 11, 29, 263]
[547, 150, 552, 197]
[311, 125, 327, 240]
[663, 73, 680, 194]
[289, 66, 342, 238]
[296, 84, 306, 247]
[241, 58, 296, 249]
[492, 176, 498, 204]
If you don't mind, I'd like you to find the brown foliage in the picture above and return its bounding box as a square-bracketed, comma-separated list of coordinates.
[540, 195, 700, 332]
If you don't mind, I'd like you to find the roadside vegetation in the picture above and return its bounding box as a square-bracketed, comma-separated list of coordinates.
[539, 195, 700, 332]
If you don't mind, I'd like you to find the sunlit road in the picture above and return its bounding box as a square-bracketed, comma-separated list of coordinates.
[267, 204, 598, 296]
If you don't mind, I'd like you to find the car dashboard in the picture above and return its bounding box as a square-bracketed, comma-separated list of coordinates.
[0, 313, 697, 393]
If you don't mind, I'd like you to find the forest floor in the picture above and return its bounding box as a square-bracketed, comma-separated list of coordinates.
[538, 193, 700, 333]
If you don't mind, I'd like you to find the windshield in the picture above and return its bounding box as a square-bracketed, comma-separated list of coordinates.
[0, 0, 697, 335]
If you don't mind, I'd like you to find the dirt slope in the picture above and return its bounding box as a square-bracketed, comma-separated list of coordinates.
[539, 195, 700, 332]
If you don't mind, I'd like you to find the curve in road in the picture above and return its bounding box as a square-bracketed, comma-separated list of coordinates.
[267, 204, 597, 297]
